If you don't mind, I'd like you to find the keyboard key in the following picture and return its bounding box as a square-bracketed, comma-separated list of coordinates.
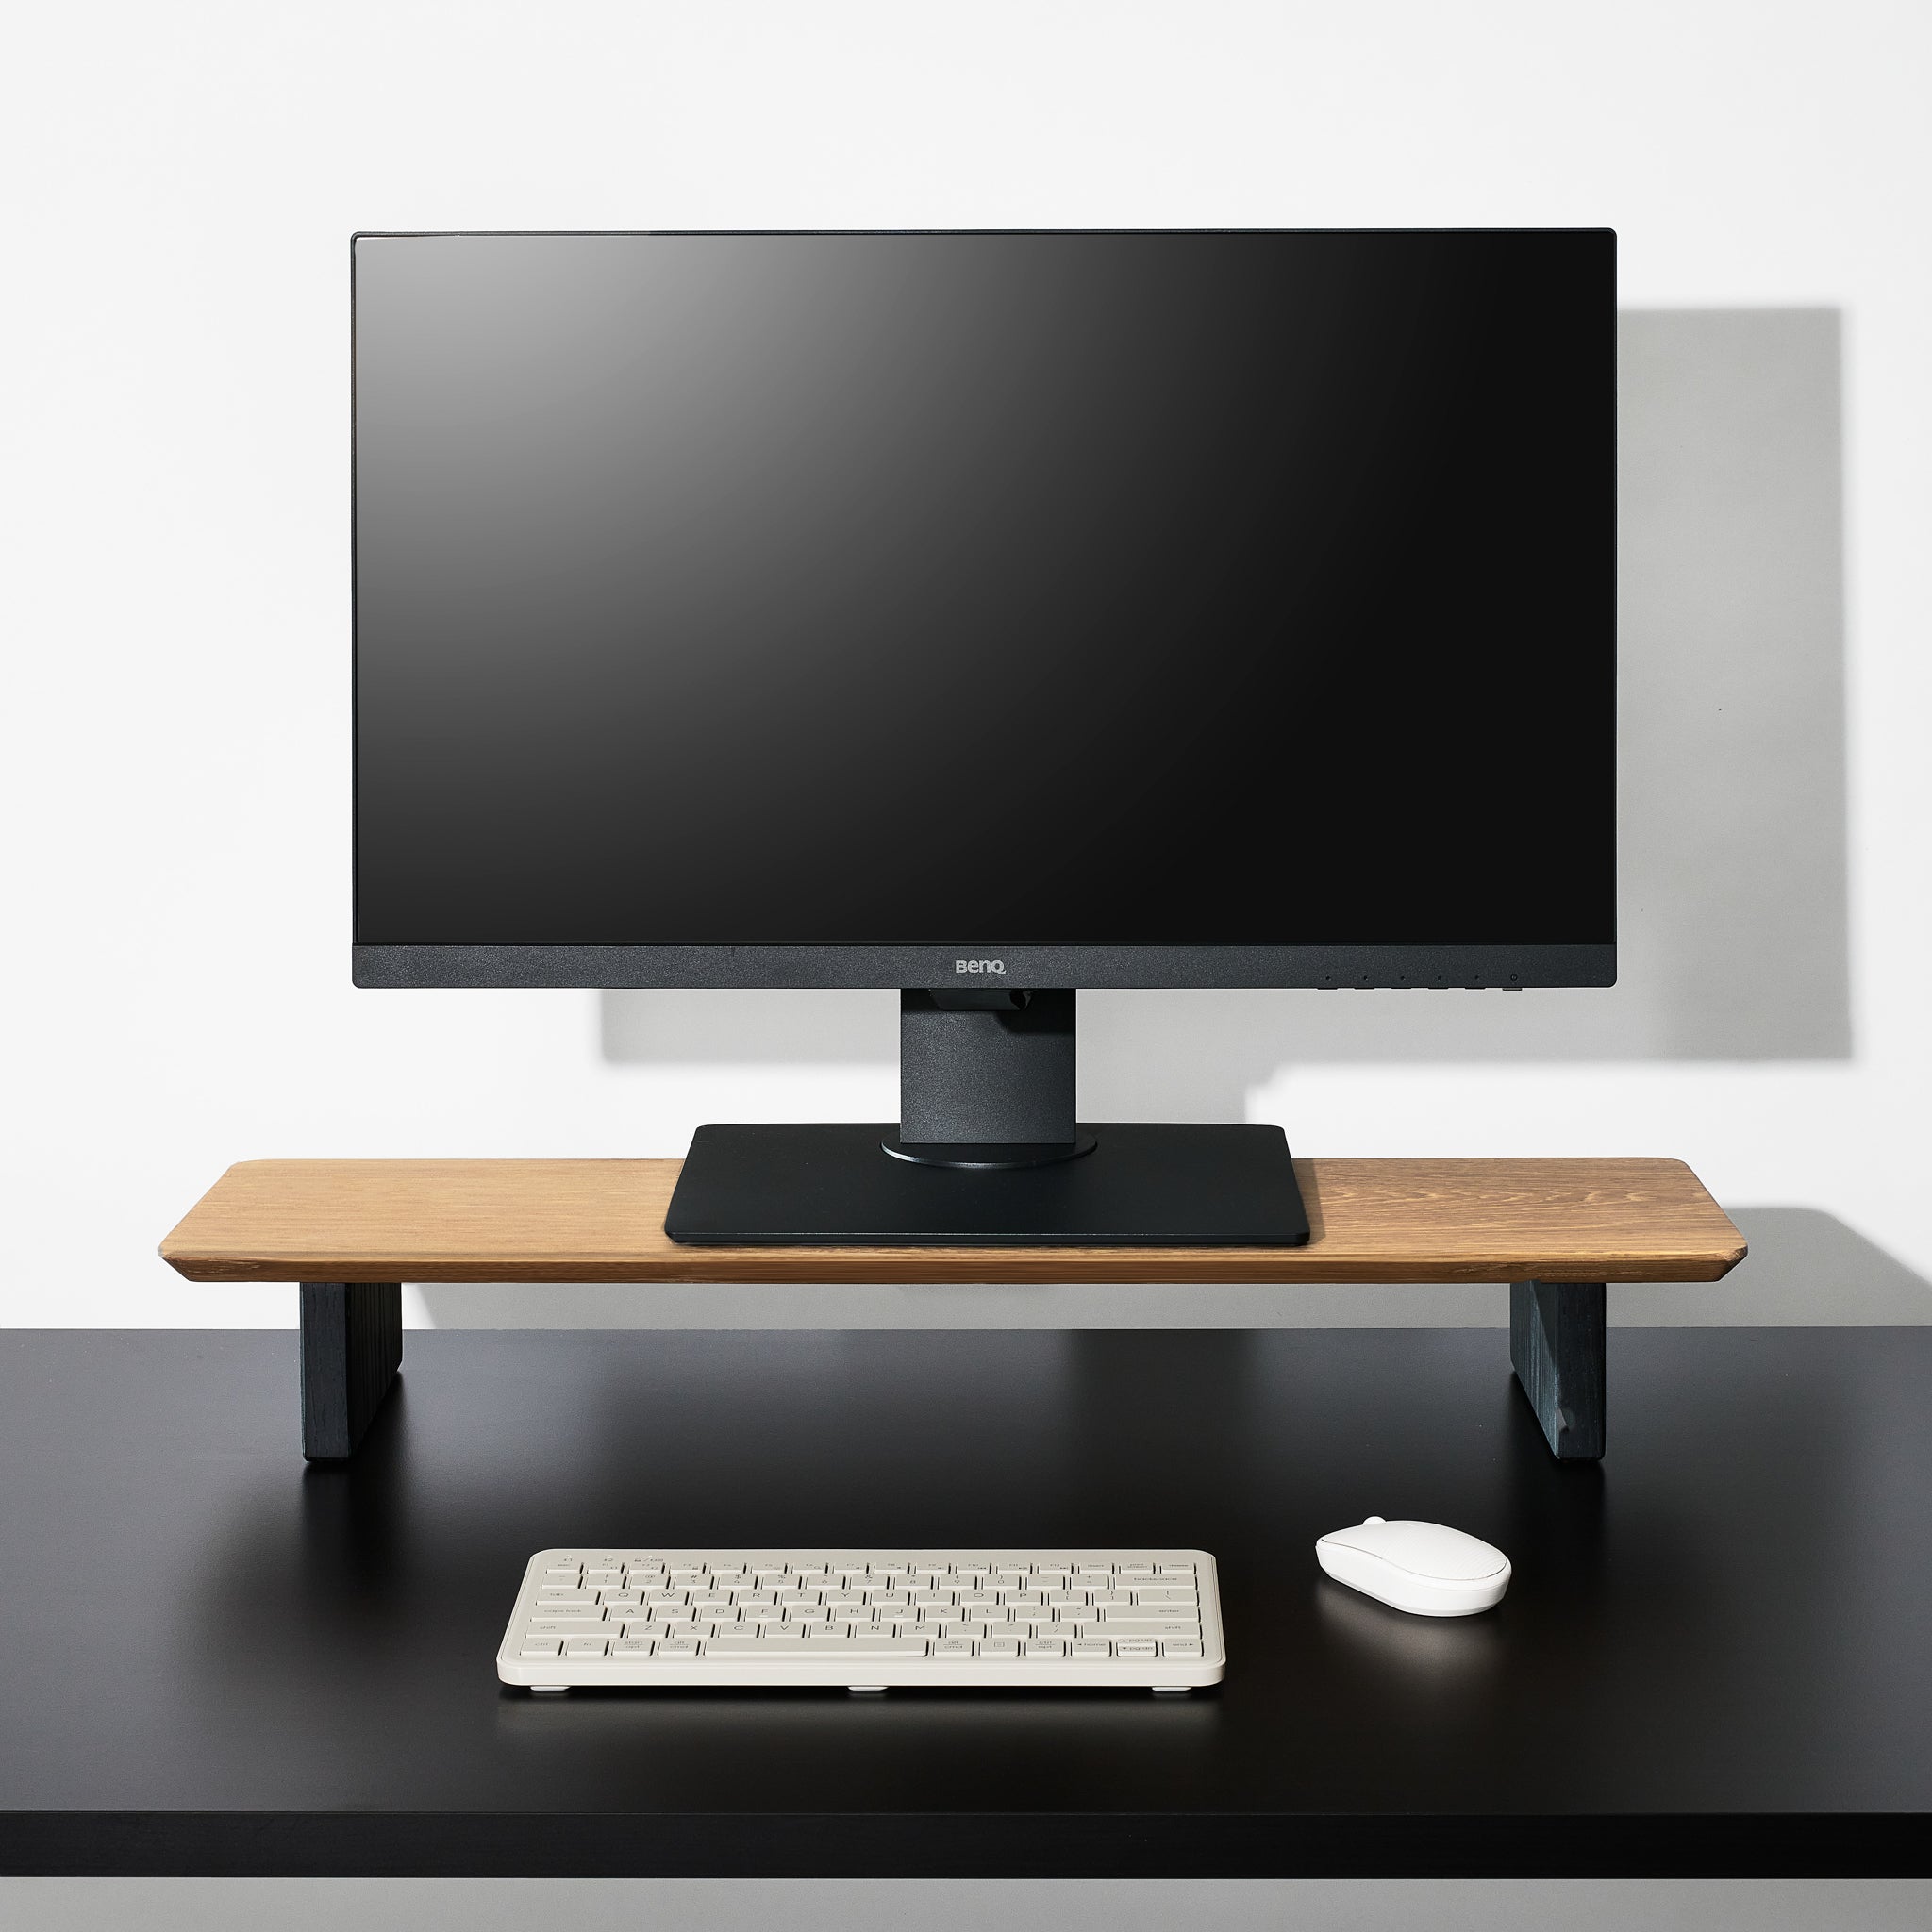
[932, 1639, 975, 1656]
[518, 1641, 563, 1657]
[656, 1639, 701, 1657]
[1024, 1640, 1067, 1657]
[1096, 1620, 1201, 1638]
[613, 1639, 655, 1657]
[562, 1638, 608, 1657]
[1161, 1640, 1204, 1657]
[978, 1638, 1022, 1657]
[1113, 1638, 1158, 1657]
[1068, 1641, 1113, 1658]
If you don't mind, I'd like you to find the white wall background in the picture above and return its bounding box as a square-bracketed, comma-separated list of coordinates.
[5, 0, 1929, 1328]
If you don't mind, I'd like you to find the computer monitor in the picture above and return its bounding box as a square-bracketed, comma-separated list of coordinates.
[352, 228, 1615, 1245]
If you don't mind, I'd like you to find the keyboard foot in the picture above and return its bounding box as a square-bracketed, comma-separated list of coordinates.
[1152, 1685, 1191, 1695]
[528, 1685, 571, 1695]
[847, 1685, 889, 1694]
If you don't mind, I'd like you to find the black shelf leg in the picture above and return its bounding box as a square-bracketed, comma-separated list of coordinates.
[300, 1282, 402, 1460]
[1511, 1278, 1607, 1460]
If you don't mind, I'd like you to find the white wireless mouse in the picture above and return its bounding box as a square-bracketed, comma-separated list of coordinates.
[1315, 1517, 1510, 1617]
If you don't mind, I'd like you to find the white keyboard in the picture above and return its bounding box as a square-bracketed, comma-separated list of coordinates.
[499, 1548, 1225, 1690]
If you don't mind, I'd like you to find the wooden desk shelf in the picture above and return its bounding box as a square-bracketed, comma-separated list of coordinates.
[161, 1156, 1745, 1463]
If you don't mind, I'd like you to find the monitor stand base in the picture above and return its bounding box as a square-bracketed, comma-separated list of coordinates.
[664, 1122, 1310, 1247]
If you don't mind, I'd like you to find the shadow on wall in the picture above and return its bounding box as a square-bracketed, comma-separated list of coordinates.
[414, 1208, 1932, 1329]
[601, 308, 1850, 1110]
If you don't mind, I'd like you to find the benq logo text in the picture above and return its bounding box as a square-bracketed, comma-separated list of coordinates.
[956, 958, 1007, 974]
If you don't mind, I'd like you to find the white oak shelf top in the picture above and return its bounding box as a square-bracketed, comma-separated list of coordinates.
[160, 1156, 1746, 1286]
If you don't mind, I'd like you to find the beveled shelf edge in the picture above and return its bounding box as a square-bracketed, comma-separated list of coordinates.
[165, 1256, 1745, 1285]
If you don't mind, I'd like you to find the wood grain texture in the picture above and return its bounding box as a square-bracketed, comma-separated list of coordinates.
[159, 1157, 1746, 1286]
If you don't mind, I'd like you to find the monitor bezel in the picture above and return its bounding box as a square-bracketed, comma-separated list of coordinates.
[351, 943, 1615, 990]
[351, 228, 1617, 995]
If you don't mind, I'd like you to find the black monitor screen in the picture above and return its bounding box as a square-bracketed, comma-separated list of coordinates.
[354, 230, 1614, 948]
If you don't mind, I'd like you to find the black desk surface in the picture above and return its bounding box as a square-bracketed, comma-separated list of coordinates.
[2, 1326, 1928, 1878]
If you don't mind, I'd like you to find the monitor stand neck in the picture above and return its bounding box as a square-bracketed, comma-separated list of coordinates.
[887, 989, 1097, 1170]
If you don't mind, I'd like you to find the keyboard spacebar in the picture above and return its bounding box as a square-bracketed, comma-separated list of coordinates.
[703, 1637, 930, 1657]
